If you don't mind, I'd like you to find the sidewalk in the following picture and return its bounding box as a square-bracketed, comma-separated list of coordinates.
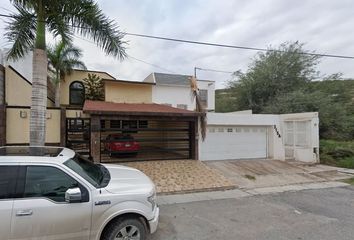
[157, 181, 350, 205]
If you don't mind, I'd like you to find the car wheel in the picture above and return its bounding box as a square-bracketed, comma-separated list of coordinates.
[101, 217, 147, 240]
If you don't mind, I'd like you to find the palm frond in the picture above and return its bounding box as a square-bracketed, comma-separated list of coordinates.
[46, 14, 72, 44]
[10, 0, 36, 10]
[5, 3, 36, 60]
[62, 0, 126, 59]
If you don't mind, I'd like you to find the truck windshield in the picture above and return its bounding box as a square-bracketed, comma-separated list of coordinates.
[64, 155, 110, 188]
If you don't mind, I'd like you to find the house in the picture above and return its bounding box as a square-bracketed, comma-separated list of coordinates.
[144, 72, 215, 111]
[0, 54, 319, 163]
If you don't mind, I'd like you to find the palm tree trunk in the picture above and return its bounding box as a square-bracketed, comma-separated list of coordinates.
[30, 0, 47, 146]
[30, 49, 47, 146]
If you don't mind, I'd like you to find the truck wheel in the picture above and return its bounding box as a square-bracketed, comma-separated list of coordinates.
[102, 217, 147, 240]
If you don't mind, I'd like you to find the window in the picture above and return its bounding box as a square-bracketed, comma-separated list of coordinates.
[64, 155, 110, 188]
[209, 128, 215, 133]
[235, 128, 242, 133]
[24, 166, 80, 202]
[100, 120, 106, 129]
[69, 81, 85, 105]
[199, 89, 208, 108]
[227, 128, 233, 132]
[122, 120, 138, 133]
[243, 128, 250, 133]
[110, 120, 121, 129]
[0, 166, 18, 199]
[138, 120, 148, 129]
[177, 104, 188, 110]
[218, 128, 224, 133]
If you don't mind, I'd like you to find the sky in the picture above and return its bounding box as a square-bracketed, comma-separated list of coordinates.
[0, 0, 354, 89]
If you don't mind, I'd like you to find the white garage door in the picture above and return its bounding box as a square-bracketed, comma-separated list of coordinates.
[201, 126, 268, 161]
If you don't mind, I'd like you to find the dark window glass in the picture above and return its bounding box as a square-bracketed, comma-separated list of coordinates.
[100, 120, 106, 129]
[110, 120, 121, 129]
[0, 166, 18, 199]
[122, 120, 138, 133]
[110, 134, 134, 141]
[64, 155, 110, 188]
[138, 120, 148, 129]
[69, 81, 85, 105]
[199, 89, 208, 108]
[24, 166, 79, 202]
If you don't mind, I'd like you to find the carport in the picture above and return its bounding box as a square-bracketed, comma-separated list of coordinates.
[83, 100, 202, 163]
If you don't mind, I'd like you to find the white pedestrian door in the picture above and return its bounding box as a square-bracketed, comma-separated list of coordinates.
[11, 165, 92, 240]
[201, 126, 268, 161]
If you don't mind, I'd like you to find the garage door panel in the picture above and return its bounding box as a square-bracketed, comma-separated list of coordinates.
[201, 126, 267, 161]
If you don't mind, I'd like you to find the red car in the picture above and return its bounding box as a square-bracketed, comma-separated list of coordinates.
[105, 134, 140, 157]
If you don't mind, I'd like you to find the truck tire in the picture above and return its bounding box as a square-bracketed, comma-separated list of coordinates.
[101, 217, 147, 240]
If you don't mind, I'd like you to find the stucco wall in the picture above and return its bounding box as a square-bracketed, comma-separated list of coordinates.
[104, 81, 152, 103]
[6, 108, 61, 144]
[5, 67, 32, 106]
[61, 70, 115, 105]
[152, 85, 195, 110]
[151, 81, 215, 111]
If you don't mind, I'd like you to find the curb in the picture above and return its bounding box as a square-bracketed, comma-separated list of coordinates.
[157, 181, 349, 205]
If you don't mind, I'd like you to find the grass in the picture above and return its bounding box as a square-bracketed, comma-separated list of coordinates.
[320, 139, 354, 169]
[342, 177, 354, 185]
[244, 174, 256, 180]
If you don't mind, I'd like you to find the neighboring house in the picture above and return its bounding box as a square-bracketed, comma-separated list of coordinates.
[200, 111, 319, 163]
[0, 54, 319, 163]
[144, 72, 215, 111]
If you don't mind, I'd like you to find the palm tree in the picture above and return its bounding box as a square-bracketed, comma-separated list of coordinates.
[190, 76, 207, 140]
[5, 0, 126, 146]
[47, 40, 86, 107]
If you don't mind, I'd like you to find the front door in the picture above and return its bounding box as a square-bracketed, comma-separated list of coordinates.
[10, 165, 92, 240]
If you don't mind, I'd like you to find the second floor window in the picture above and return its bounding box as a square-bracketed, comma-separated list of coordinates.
[69, 81, 85, 105]
[199, 89, 208, 108]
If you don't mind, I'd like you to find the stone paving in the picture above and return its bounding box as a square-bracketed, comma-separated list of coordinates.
[121, 160, 236, 194]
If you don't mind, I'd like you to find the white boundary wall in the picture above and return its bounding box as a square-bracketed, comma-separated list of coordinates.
[199, 112, 319, 163]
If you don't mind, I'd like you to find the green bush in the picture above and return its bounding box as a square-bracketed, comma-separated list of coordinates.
[320, 140, 354, 169]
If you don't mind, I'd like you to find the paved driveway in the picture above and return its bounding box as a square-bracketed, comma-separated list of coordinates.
[150, 186, 354, 240]
[205, 160, 351, 189]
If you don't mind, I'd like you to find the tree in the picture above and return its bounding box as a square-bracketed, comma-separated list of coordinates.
[47, 40, 86, 107]
[83, 73, 104, 101]
[263, 89, 353, 140]
[229, 42, 320, 113]
[5, 0, 126, 146]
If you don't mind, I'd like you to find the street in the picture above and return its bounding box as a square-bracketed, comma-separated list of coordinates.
[150, 186, 354, 240]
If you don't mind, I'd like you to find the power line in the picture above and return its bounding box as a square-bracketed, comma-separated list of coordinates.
[1, 13, 354, 60]
[127, 55, 175, 73]
[195, 67, 233, 74]
[125, 33, 354, 60]
[73, 35, 175, 73]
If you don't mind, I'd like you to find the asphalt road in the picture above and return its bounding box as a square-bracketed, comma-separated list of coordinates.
[150, 186, 354, 240]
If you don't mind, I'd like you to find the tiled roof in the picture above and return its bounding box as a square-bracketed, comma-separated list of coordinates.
[83, 100, 201, 116]
[153, 73, 191, 86]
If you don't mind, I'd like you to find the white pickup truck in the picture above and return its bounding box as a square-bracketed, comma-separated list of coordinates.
[0, 146, 159, 240]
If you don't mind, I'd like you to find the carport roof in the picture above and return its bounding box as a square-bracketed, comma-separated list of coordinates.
[83, 100, 203, 117]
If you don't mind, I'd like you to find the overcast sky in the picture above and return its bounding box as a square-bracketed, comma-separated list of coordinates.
[1, 0, 354, 88]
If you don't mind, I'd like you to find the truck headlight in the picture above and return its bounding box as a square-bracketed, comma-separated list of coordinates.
[147, 191, 156, 210]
